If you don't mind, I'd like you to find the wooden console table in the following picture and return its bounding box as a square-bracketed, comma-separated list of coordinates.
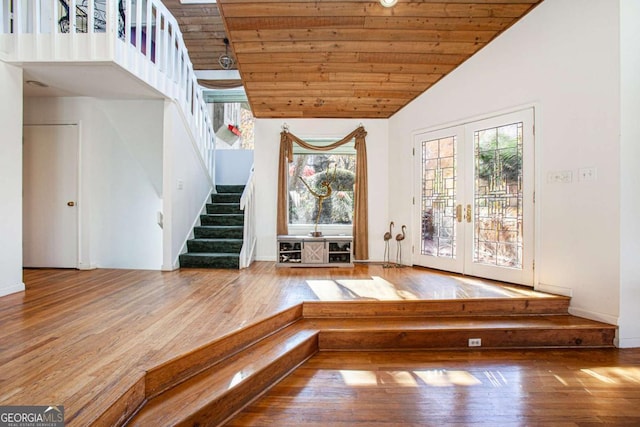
[276, 235, 353, 267]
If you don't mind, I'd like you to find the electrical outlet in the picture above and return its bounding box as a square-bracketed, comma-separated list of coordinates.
[578, 167, 597, 182]
[547, 170, 573, 184]
[468, 338, 482, 347]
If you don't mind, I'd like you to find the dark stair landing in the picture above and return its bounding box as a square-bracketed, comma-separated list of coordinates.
[179, 185, 244, 269]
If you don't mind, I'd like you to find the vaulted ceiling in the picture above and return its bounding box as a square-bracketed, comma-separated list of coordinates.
[165, 0, 543, 119]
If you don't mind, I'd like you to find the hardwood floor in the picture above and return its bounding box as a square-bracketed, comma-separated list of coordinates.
[0, 263, 632, 426]
[228, 349, 640, 426]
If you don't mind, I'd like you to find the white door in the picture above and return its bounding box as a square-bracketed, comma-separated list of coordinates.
[23, 125, 79, 268]
[414, 109, 534, 285]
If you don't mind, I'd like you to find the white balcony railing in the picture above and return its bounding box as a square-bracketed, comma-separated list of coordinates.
[0, 0, 216, 183]
[239, 164, 256, 269]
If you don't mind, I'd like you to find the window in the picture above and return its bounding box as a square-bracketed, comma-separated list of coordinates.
[287, 140, 356, 227]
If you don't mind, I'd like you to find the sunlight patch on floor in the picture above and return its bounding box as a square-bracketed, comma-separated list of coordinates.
[339, 369, 482, 387]
[307, 276, 418, 301]
[581, 367, 640, 384]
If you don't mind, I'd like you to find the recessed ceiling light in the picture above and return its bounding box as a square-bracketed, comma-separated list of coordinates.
[26, 80, 48, 88]
[380, 0, 398, 7]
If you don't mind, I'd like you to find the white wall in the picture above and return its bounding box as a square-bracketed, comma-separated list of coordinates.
[0, 62, 25, 297]
[163, 101, 214, 270]
[24, 97, 165, 270]
[254, 119, 388, 261]
[216, 149, 254, 185]
[618, 0, 640, 348]
[389, 0, 622, 325]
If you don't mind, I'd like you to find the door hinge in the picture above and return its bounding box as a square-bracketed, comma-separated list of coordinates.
[412, 245, 415, 254]
[533, 260, 535, 270]
[533, 191, 535, 203]
[412, 196, 415, 205]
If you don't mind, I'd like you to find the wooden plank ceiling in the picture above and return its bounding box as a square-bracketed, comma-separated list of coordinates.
[169, 0, 543, 119]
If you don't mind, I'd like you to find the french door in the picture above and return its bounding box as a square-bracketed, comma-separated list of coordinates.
[413, 109, 534, 285]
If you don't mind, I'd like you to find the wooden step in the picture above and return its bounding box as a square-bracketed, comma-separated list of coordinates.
[310, 315, 616, 350]
[127, 323, 318, 427]
[303, 297, 571, 318]
[145, 305, 302, 399]
[121, 299, 614, 426]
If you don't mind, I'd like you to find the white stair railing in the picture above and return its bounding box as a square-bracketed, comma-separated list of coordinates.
[0, 0, 216, 183]
[239, 164, 256, 269]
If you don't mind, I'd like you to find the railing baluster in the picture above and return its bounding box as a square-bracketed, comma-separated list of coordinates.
[14, 0, 23, 33]
[0, 0, 4, 33]
[124, 0, 130, 44]
[145, 0, 151, 62]
[87, 0, 94, 33]
[169, 22, 176, 81]
[154, 7, 160, 66]
[134, 0, 141, 53]
[6, 0, 218, 182]
[70, 0, 76, 33]
[51, 0, 58, 34]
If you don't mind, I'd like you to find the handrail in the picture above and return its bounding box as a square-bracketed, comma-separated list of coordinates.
[239, 164, 256, 269]
[1, 0, 217, 185]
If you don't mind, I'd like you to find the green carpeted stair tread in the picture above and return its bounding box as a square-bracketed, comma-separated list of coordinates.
[200, 214, 244, 226]
[206, 203, 243, 214]
[187, 238, 243, 254]
[194, 226, 243, 239]
[179, 253, 240, 269]
[211, 193, 241, 204]
[216, 185, 245, 194]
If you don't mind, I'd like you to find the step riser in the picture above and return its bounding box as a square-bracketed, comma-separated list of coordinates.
[95, 375, 145, 427]
[319, 328, 616, 350]
[179, 335, 318, 427]
[146, 305, 304, 399]
[200, 215, 244, 226]
[211, 194, 241, 204]
[179, 255, 239, 269]
[303, 299, 570, 318]
[186, 240, 243, 254]
[216, 185, 245, 194]
[194, 227, 243, 239]
[206, 204, 243, 215]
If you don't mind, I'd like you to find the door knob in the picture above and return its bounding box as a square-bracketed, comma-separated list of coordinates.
[456, 204, 462, 223]
[466, 204, 472, 223]
[67, 201, 75, 207]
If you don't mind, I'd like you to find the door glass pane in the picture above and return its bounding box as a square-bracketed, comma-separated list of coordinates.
[473, 122, 523, 268]
[421, 136, 456, 258]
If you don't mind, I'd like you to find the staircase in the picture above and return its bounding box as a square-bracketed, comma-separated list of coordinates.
[179, 185, 245, 269]
[124, 297, 616, 427]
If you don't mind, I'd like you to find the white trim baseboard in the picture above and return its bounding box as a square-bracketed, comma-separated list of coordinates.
[0, 282, 26, 298]
[568, 306, 618, 326]
[617, 337, 640, 349]
[535, 282, 573, 297]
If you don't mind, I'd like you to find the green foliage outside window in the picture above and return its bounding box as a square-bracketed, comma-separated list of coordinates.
[288, 153, 356, 225]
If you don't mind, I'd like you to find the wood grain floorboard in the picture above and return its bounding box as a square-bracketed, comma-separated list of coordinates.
[228, 349, 640, 426]
[0, 263, 610, 425]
